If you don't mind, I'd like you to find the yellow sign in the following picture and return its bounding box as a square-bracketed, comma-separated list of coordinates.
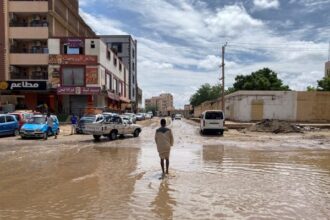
[0, 81, 9, 90]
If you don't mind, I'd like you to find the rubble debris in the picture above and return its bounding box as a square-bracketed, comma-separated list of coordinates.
[248, 119, 303, 133]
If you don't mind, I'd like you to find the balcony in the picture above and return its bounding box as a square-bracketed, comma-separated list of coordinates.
[10, 20, 48, 27]
[9, 1, 48, 13]
[9, 26, 48, 39]
[10, 65, 48, 80]
[10, 53, 48, 65]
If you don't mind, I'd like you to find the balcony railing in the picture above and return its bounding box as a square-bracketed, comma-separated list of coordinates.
[11, 71, 48, 80]
[10, 20, 48, 27]
[10, 47, 49, 54]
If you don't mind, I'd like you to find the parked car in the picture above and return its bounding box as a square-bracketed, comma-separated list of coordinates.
[123, 113, 137, 123]
[175, 114, 182, 120]
[145, 113, 152, 119]
[135, 113, 145, 121]
[84, 114, 142, 141]
[9, 111, 33, 129]
[20, 114, 59, 139]
[76, 116, 96, 134]
[147, 111, 154, 118]
[200, 110, 225, 135]
[0, 114, 19, 137]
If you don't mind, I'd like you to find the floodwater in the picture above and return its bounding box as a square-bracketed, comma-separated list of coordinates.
[0, 119, 329, 219]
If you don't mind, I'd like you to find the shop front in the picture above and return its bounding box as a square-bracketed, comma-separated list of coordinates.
[0, 80, 55, 113]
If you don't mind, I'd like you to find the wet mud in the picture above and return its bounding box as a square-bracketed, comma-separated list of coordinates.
[0, 118, 329, 219]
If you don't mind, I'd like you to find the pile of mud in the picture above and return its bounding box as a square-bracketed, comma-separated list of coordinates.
[248, 119, 303, 133]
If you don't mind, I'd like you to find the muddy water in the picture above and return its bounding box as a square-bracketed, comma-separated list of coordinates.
[0, 120, 329, 219]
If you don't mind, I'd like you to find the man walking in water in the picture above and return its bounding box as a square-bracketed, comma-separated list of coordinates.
[155, 119, 174, 175]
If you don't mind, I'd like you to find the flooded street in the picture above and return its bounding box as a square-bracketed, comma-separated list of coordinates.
[0, 118, 330, 219]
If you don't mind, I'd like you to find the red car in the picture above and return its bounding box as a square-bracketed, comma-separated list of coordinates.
[9, 111, 34, 129]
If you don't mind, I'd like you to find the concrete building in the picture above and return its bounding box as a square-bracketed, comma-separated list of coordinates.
[48, 37, 130, 115]
[0, 0, 95, 112]
[99, 35, 138, 111]
[145, 93, 174, 116]
[325, 61, 330, 77]
[193, 91, 330, 122]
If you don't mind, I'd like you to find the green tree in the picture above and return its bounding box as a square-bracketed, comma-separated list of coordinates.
[306, 86, 316, 91]
[190, 83, 223, 106]
[145, 105, 158, 115]
[232, 68, 290, 91]
[317, 76, 330, 91]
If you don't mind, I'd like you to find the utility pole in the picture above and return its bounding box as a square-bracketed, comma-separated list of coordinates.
[220, 42, 227, 118]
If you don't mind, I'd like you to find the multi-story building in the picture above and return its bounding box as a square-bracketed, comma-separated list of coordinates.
[184, 104, 193, 111]
[48, 37, 130, 115]
[145, 93, 173, 116]
[99, 35, 138, 111]
[0, 0, 95, 111]
[325, 61, 330, 77]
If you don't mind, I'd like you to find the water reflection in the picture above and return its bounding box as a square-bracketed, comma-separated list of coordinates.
[151, 180, 176, 220]
[202, 145, 224, 172]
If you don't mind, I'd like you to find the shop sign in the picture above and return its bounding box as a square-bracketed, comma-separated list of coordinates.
[86, 67, 98, 84]
[49, 54, 98, 65]
[0, 81, 47, 90]
[57, 86, 101, 95]
[66, 38, 84, 48]
[107, 91, 120, 101]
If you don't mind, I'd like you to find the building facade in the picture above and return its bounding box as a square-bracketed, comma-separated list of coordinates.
[325, 61, 330, 77]
[145, 93, 174, 116]
[48, 37, 130, 116]
[99, 35, 138, 111]
[0, 0, 95, 112]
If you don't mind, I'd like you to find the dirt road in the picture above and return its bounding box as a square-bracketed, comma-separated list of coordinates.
[0, 118, 329, 219]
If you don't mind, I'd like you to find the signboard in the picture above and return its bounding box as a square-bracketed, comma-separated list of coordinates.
[49, 54, 98, 65]
[57, 86, 100, 95]
[0, 81, 47, 91]
[107, 91, 120, 101]
[49, 65, 60, 88]
[66, 38, 84, 48]
[86, 67, 98, 84]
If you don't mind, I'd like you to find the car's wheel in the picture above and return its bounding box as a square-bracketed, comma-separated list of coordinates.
[133, 129, 140, 137]
[93, 135, 101, 141]
[109, 131, 117, 140]
[219, 131, 224, 136]
[13, 129, 19, 136]
[21, 136, 26, 139]
[43, 132, 48, 140]
[200, 129, 204, 135]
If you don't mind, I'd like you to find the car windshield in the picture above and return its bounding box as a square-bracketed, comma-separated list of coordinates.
[80, 117, 95, 123]
[27, 117, 46, 124]
[205, 112, 223, 120]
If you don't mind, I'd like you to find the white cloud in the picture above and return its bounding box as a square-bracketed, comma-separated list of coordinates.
[253, 0, 280, 10]
[80, 0, 327, 108]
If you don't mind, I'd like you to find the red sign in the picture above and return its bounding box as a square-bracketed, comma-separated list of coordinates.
[86, 67, 98, 84]
[57, 87, 101, 95]
[49, 55, 98, 65]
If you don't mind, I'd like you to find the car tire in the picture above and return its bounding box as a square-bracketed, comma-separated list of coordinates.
[133, 129, 140, 137]
[109, 131, 117, 140]
[13, 129, 19, 136]
[219, 131, 224, 136]
[93, 135, 101, 141]
[21, 136, 26, 139]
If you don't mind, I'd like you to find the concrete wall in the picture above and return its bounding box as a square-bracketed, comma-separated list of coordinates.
[193, 91, 330, 122]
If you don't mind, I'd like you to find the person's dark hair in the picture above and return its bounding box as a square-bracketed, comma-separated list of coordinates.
[47, 112, 50, 117]
[160, 119, 166, 127]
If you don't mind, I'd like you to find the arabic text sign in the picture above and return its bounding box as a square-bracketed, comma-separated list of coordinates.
[57, 87, 101, 95]
[0, 81, 47, 90]
[86, 67, 98, 84]
[49, 55, 98, 65]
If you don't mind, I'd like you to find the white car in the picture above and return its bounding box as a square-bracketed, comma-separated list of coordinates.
[175, 114, 182, 120]
[200, 110, 225, 135]
[84, 115, 142, 141]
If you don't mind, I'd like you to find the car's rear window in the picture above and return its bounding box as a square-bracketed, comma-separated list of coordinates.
[11, 114, 20, 121]
[205, 112, 223, 120]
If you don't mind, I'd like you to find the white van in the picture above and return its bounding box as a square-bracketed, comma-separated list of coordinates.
[200, 110, 225, 135]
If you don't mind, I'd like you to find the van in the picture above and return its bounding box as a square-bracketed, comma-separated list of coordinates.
[200, 110, 225, 135]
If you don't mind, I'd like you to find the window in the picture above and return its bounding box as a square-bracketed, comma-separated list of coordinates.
[6, 116, 15, 122]
[132, 62, 135, 71]
[118, 82, 122, 95]
[62, 67, 84, 86]
[0, 116, 5, 123]
[111, 43, 122, 53]
[113, 79, 117, 92]
[119, 63, 122, 71]
[113, 58, 117, 66]
[109, 75, 112, 90]
[106, 50, 111, 60]
[205, 112, 223, 120]
[91, 41, 95, 48]
[63, 44, 83, 55]
[132, 48, 135, 58]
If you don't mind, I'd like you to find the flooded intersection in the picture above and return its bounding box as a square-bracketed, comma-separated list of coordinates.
[0, 119, 329, 219]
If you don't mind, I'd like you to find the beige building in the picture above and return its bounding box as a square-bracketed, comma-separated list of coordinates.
[145, 93, 174, 116]
[325, 61, 330, 77]
[193, 91, 330, 122]
[0, 0, 95, 111]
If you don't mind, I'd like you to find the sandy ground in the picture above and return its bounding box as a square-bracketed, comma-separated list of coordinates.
[0, 118, 329, 219]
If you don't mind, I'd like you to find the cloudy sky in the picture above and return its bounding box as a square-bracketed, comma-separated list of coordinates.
[79, 0, 329, 108]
